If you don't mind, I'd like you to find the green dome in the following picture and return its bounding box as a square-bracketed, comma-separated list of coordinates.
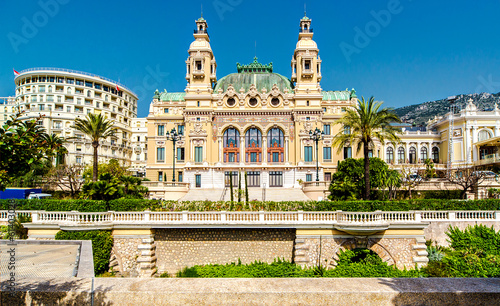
[214, 57, 294, 94]
[214, 72, 294, 93]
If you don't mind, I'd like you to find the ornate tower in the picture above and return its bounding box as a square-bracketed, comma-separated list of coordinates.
[291, 14, 322, 107]
[185, 17, 217, 107]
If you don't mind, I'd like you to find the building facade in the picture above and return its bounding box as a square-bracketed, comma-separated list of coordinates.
[145, 16, 362, 193]
[11, 68, 139, 166]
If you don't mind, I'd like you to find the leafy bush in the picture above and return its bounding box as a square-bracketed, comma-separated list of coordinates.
[1, 198, 499, 212]
[423, 225, 500, 277]
[176, 250, 421, 278]
[55, 230, 113, 275]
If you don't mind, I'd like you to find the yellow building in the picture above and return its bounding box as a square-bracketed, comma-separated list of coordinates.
[146, 16, 361, 199]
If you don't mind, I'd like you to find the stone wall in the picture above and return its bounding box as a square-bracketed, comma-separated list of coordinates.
[154, 228, 295, 274]
[425, 221, 500, 246]
[111, 237, 142, 276]
[295, 235, 426, 270]
[3, 277, 500, 305]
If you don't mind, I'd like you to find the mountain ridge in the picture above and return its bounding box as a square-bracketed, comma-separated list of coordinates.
[393, 92, 500, 126]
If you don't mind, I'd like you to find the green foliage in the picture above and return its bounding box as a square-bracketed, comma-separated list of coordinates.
[72, 113, 116, 182]
[427, 246, 444, 262]
[423, 225, 500, 277]
[0, 113, 64, 190]
[0, 217, 28, 240]
[159, 272, 170, 278]
[0, 198, 161, 212]
[82, 159, 129, 183]
[55, 230, 113, 275]
[3, 198, 498, 212]
[424, 158, 437, 179]
[332, 96, 401, 199]
[329, 158, 395, 200]
[176, 250, 420, 278]
[81, 172, 148, 201]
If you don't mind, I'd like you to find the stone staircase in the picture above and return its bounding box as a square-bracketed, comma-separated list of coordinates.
[178, 188, 225, 201]
[222, 187, 310, 202]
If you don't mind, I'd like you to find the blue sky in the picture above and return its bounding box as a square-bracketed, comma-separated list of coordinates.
[1, 0, 500, 117]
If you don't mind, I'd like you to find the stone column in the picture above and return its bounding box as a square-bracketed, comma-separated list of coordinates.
[285, 137, 289, 164]
[218, 137, 223, 162]
[472, 126, 478, 161]
[465, 127, 471, 164]
[262, 136, 267, 163]
[240, 135, 245, 164]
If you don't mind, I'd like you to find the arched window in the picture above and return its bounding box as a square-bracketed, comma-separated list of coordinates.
[409, 147, 417, 164]
[478, 130, 492, 142]
[87, 91, 91, 98]
[397, 147, 405, 164]
[420, 147, 428, 162]
[386, 147, 394, 164]
[223, 128, 240, 163]
[245, 128, 262, 163]
[432, 147, 439, 163]
[267, 128, 284, 163]
[66, 88, 72, 94]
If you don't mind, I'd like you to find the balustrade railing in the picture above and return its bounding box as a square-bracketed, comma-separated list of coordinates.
[2, 210, 499, 225]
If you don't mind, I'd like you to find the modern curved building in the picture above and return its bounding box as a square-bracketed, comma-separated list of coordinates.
[13, 68, 139, 166]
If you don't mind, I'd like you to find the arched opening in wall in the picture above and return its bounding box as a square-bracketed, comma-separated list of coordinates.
[432, 147, 439, 164]
[328, 238, 396, 269]
[386, 147, 394, 164]
[271, 97, 280, 106]
[409, 147, 416, 164]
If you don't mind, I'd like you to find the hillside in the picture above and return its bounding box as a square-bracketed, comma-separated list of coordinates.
[393, 92, 500, 126]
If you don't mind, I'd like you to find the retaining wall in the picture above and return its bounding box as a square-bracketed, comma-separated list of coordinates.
[2, 278, 499, 305]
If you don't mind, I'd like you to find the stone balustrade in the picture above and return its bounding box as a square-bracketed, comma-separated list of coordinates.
[2, 210, 500, 226]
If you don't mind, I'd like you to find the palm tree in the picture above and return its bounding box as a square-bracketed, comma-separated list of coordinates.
[72, 114, 116, 182]
[333, 96, 401, 200]
[42, 133, 68, 166]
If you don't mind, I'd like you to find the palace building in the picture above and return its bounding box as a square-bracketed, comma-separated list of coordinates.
[2, 15, 500, 200]
[145, 16, 362, 199]
[144, 16, 500, 200]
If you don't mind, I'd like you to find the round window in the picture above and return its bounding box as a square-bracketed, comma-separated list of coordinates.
[249, 98, 258, 106]
[227, 97, 236, 107]
[271, 97, 280, 106]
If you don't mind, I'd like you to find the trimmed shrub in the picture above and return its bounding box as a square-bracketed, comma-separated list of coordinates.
[1, 198, 499, 212]
[176, 251, 421, 278]
[55, 230, 113, 275]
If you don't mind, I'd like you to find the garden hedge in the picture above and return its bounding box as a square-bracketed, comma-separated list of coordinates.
[1, 198, 499, 212]
[55, 230, 113, 275]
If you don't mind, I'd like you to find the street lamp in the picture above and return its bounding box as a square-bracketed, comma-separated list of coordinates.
[309, 127, 324, 182]
[166, 127, 183, 183]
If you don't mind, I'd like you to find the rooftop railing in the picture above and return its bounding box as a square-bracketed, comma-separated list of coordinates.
[16, 67, 136, 96]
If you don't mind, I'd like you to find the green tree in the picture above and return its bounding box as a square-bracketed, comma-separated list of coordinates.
[72, 114, 116, 182]
[82, 159, 128, 183]
[424, 158, 437, 179]
[333, 97, 401, 199]
[0, 113, 59, 190]
[42, 133, 68, 166]
[328, 158, 391, 200]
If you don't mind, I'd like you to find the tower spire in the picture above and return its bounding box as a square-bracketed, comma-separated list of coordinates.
[304, 3, 306, 17]
[201, 3, 203, 18]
